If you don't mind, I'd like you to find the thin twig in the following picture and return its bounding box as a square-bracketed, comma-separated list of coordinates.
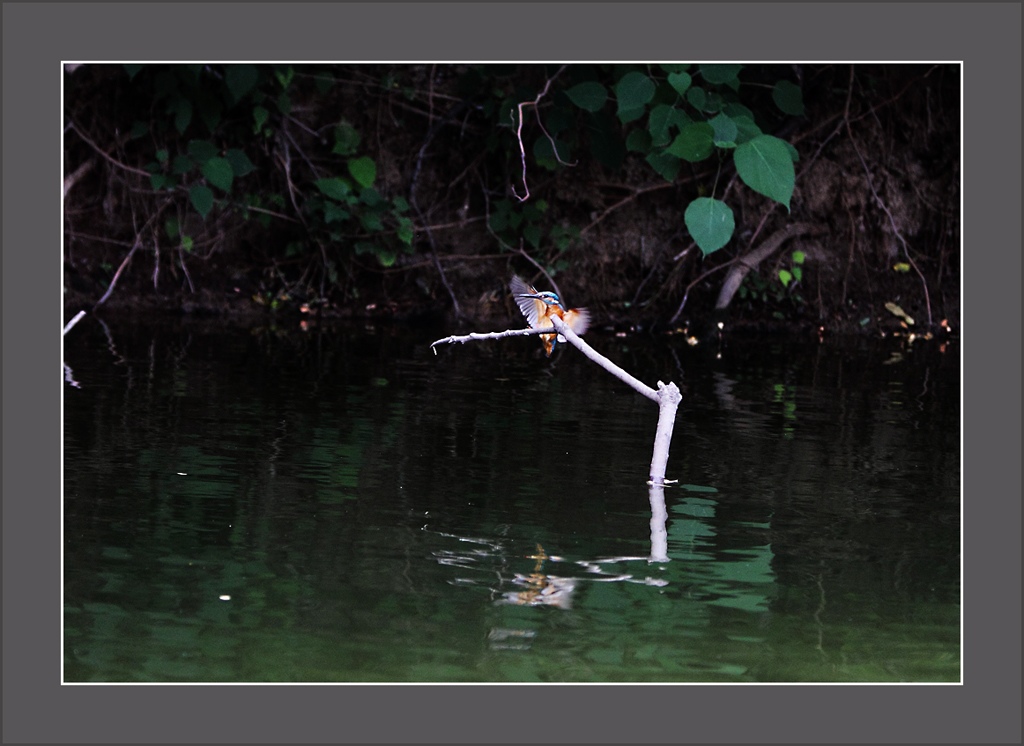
[95, 237, 142, 308]
[93, 198, 174, 308]
[67, 121, 151, 178]
[430, 325, 554, 352]
[510, 65, 568, 202]
[63, 158, 96, 199]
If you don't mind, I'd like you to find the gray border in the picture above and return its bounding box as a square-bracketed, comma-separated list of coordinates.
[4, 1, 1018, 743]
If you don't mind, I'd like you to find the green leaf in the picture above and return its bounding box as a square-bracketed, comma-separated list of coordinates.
[187, 139, 219, 164]
[565, 81, 608, 112]
[225, 64, 259, 103]
[685, 87, 706, 111]
[274, 65, 294, 90]
[684, 197, 735, 256]
[315, 178, 351, 202]
[647, 104, 677, 147]
[722, 102, 756, 121]
[360, 211, 384, 232]
[667, 122, 714, 162]
[149, 173, 174, 191]
[772, 80, 805, 116]
[617, 106, 646, 125]
[700, 64, 743, 86]
[626, 129, 652, 153]
[202, 157, 234, 193]
[124, 64, 144, 80]
[170, 97, 192, 135]
[703, 92, 725, 114]
[333, 122, 361, 156]
[731, 115, 763, 144]
[734, 135, 795, 209]
[164, 218, 180, 240]
[779, 269, 793, 287]
[396, 216, 415, 245]
[391, 196, 410, 213]
[667, 71, 692, 97]
[348, 156, 376, 189]
[792, 250, 806, 265]
[323, 202, 350, 224]
[189, 185, 214, 218]
[359, 187, 384, 207]
[225, 149, 255, 177]
[709, 113, 738, 147]
[180, 235, 194, 253]
[646, 151, 680, 182]
[171, 154, 193, 176]
[252, 105, 269, 134]
[615, 72, 655, 116]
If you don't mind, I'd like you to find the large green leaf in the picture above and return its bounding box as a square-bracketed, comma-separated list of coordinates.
[202, 157, 233, 193]
[348, 156, 376, 189]
[667, 122, 714, 162]
[615, 72, 655, 117]
[734, 135, 795, 209]
[685, 197, 735, 256]
[565, 81, 607, 112]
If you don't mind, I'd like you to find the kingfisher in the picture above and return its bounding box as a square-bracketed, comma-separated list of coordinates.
[510, 275, 590, 356]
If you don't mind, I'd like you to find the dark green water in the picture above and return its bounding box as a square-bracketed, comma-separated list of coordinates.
[62, 317, 960, 682]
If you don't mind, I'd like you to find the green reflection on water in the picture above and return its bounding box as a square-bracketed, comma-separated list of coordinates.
[63, 322, 960, 683]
